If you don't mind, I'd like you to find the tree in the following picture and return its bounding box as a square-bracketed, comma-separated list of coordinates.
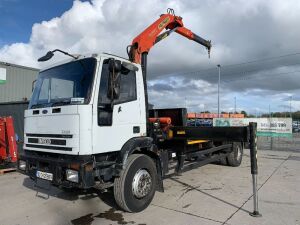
[293, 111, 300, 120]
[241, 110, 247, 117]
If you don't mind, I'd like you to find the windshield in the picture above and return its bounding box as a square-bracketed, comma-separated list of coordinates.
[29, 58, 96, 109]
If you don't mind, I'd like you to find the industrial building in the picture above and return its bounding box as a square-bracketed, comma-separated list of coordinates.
[0, 61, 39, 103]
[0, 61, 39, 151]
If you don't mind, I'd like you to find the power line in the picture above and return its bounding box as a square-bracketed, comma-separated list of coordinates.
[219, 61, 300, 79]
[149, 51, 300, 78]
[220, 52, 300, 68]
[223, 69, 300, 83]
[150, 61, 300, 82]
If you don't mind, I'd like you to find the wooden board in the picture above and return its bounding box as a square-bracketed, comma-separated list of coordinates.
[0, 168, 16, 175]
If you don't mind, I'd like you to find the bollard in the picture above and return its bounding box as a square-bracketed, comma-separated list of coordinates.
[249, 122, 262, 217]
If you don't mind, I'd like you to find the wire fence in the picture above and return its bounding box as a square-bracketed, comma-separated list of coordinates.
[257, 133, 300, 152]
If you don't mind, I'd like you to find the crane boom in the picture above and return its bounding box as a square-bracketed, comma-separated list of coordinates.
[128, 9, 211, 64]
[127, 9, 212, 134]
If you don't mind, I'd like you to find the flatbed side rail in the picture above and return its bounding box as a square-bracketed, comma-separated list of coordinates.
[170, 126, 249, 142]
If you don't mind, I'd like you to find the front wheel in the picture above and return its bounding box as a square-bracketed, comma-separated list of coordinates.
[114, 154, 157, 212]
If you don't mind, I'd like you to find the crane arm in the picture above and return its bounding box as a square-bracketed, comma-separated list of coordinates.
[128, 9, 212, 64]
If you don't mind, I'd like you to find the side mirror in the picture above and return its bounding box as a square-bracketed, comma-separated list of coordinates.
[38, 51, 54, 62]
[108, 59, 121, 73]
[122, 61, 138, 72]
[107, 59, 121, 100]
[113, 77, 121, 99]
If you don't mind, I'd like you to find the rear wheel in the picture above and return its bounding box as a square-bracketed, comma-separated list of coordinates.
[227, 142, 243, 167]
[114, 154, 157, 212]
[219, 155, 227, 165]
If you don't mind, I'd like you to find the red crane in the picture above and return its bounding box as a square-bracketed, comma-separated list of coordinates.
[0, 117, 18, 165]
[128, 8, 211, 64]
[127, 9, 211, 129]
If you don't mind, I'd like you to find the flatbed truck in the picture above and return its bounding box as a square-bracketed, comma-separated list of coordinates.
[18, 9, 253, 212]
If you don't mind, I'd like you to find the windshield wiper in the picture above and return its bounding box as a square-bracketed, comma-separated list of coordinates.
[51, 99, 71, 107]
[31, 103, 48, 109]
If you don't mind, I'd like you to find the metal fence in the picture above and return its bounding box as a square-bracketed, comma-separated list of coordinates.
[257, 133, 300, 152]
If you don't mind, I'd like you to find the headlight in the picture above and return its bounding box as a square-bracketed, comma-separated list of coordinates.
[19, 160, 26, 170]
[66, 169, 79, 183]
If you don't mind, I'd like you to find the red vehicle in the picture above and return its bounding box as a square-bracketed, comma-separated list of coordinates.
[0, 116, 18, 165]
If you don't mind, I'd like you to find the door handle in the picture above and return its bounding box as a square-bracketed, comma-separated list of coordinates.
[118, 106, 122, 113]
[133, 126, 140, 133]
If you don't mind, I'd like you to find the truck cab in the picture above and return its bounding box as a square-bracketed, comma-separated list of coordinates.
[24, 54, 146, 156]
[19, 54, 154, 195]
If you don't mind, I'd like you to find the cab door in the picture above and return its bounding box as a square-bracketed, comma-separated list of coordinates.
[92, 58, 144, 154]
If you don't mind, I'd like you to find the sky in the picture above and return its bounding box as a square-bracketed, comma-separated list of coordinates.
[0, 0, 300, 114]
[0, 0, 89, 45]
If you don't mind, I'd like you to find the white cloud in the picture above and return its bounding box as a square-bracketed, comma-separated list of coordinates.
[1, 0, 297, 69]
[0, 0, 300, 113]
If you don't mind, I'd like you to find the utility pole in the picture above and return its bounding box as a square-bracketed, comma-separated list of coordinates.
[234, 96, 236, 113]
[290, 96, 292, 118]
[269, 104, 273, 150]
[285, 106, 287, 118]
[217, 64, 221, 118]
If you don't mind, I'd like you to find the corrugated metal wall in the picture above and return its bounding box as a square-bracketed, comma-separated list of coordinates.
[0, 102, 29, 154]
[0, 61, 39, 103]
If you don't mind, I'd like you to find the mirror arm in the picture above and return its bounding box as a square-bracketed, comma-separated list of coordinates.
[52, 49, 78, 60]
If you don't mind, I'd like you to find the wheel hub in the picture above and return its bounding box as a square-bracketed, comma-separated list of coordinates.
[237, 145, 242, 160]
[132, 169, 152, 198]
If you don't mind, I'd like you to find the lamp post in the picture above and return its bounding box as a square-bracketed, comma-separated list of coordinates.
[217, 64, 221, 117]
[269, 104, 273, 150]
[290, 96, 292, 118]
[234, 96, 236, 113]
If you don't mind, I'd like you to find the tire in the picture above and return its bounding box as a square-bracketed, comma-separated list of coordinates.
[219, 155, 227, 165]
[227, 142, 243, 167]
[114, 154, 157, 212]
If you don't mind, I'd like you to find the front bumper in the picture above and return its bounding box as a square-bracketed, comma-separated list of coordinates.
[18, 150, 95, 189]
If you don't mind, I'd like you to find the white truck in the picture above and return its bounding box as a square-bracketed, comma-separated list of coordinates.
[18, 9, 250, 212]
